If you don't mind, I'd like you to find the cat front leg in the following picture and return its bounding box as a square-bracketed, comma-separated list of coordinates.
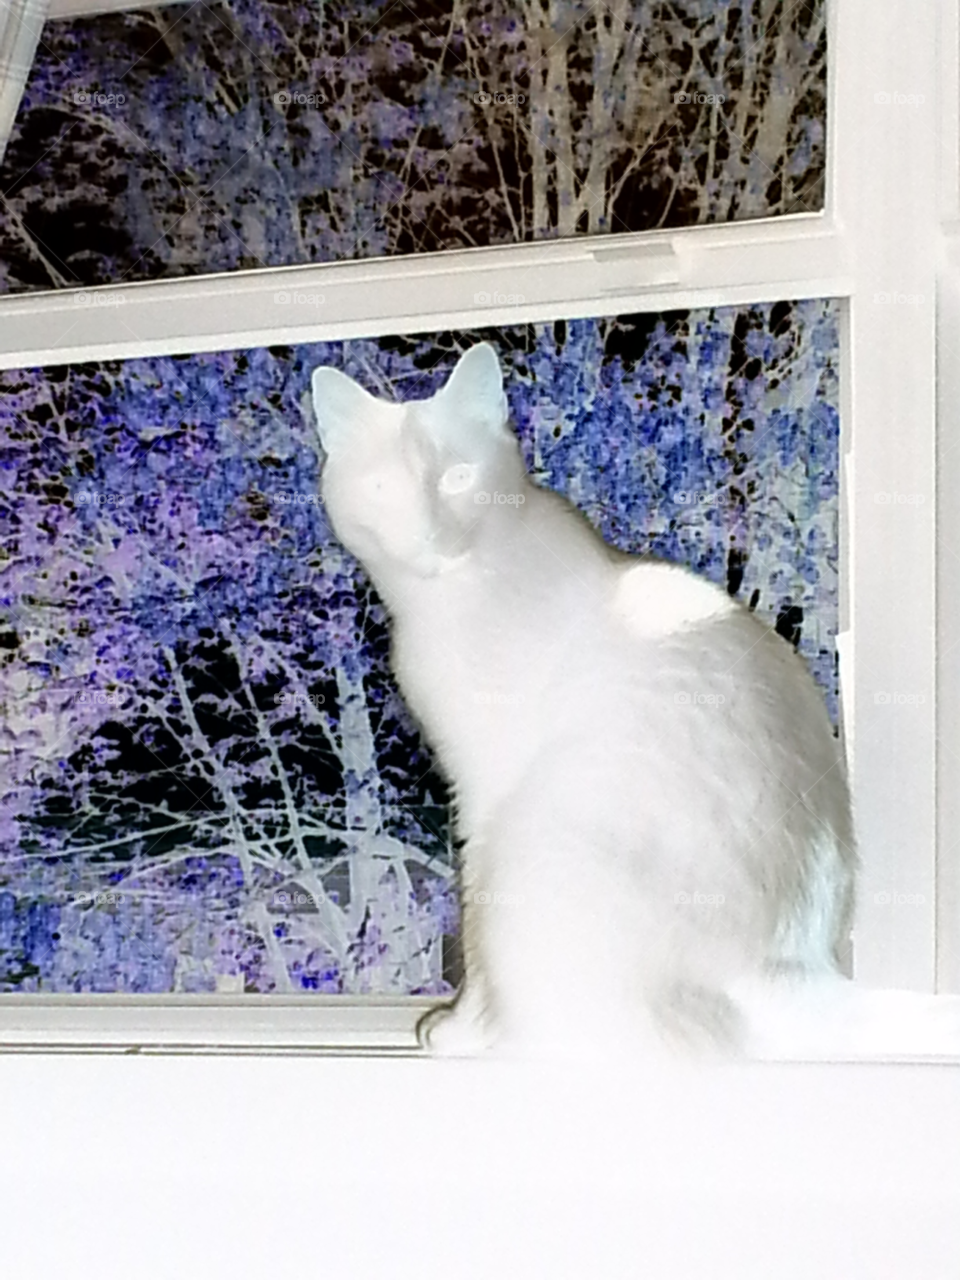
[416, 979, 493, 1056]
[417, 879, 495, 1056]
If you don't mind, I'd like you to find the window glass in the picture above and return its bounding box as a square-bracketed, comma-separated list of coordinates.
[0, 0, 827, 291]
[0, 296, 839, 994]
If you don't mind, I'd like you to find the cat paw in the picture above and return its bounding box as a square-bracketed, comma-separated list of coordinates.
[417, 1003, 492, 1057]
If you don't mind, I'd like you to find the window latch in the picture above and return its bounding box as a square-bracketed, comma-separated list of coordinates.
[589, 239, 680, 289]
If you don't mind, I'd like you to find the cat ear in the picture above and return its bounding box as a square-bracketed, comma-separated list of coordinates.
[311, 366, 381, 450]
[436, 343, 507, 433]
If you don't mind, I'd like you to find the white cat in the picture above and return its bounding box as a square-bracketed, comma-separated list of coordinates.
[311, 342, 960, 1061]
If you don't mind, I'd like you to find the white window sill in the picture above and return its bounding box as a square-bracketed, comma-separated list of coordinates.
[1, 995, 959, 1063]
[0, 995, 435, 1053]
[2, 1050, 957, 1278]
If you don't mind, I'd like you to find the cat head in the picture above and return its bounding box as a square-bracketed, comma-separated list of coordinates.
[311, 343, 527, 580]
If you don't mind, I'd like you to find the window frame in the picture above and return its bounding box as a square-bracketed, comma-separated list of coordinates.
[936, 0, 960, 998]
[0, 0, 954, 1057]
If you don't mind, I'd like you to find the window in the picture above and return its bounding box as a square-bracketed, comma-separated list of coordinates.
[0, 0, 825, 287]
[0, 0, 952, 1054]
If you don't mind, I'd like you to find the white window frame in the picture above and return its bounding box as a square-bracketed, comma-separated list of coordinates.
[0, 0, 954, 1056]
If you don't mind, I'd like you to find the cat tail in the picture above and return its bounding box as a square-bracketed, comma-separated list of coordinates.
[732, 974, 960, 1061]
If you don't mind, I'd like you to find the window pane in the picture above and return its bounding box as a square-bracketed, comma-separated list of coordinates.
[0, 0, 826, 292]
[0, 297, 839, 994]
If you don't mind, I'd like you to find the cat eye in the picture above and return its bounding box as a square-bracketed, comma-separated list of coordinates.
[438, 463, 478, 495]
[0, 0, 951, 1068]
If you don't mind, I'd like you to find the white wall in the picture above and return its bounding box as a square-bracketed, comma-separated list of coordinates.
[1, 1056, 957, 1278]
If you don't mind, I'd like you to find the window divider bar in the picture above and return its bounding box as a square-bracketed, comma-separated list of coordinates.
[834, 0, 940, 992]
[0, 216, 848, 368]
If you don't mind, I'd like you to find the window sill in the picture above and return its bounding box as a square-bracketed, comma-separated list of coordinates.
[0, 994, 435, 1054]
[1, 995, 958, 1063]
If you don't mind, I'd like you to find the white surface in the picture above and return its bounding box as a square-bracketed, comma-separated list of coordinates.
[937, 3, 960, 995]
[0, 1054, 956, 1279]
